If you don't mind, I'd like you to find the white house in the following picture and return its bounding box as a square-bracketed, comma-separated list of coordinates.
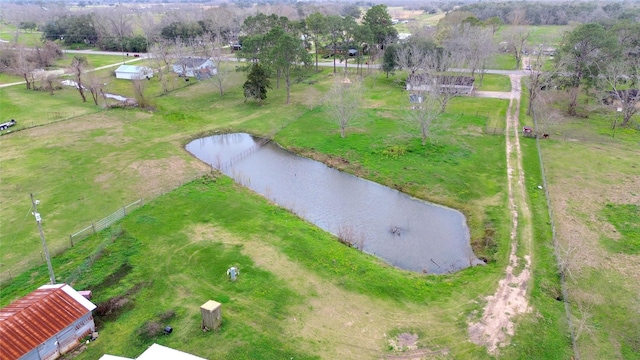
[172, 57, 217, 78]
[0, 284, 97, 360]
[115, 65, 154, 80]
[100, 343, 207, 360]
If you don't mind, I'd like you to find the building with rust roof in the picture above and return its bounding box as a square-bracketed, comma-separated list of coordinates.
[0, 284, 96, 360]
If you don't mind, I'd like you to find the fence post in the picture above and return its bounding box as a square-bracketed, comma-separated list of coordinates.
[123, 206, 127, 216]
[92, 223, 96, 234]
[70, 235, 74, 247]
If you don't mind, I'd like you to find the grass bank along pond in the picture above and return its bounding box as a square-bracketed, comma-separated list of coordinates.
[187, 133, 484, 274]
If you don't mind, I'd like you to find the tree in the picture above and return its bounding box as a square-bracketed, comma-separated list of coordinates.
[32, 41, 63, 68]
[557, 23, 618, 116]
[407, 89, 442, 146]
[11, 46, 36, 90]
[132, 78, 149, 108]
[597, 60, 640, 127]
[209, 34, 231, 97]
[353, 24, 374, 76]
[444, 22, 494, 79]
[485, 17, 503, 35]
[381, 44, 397, 77]
[325, 15, 344, 74]
[341, 4, 361, 19]
[43, 73, 58, 96]
[324, 77, 364, 138]
[85, 71, 105, 106]
[107, 10, 133, 58]
[339, 16, 358, 74]
[41, 15, 98, 46]
[502, 26, 530, 70]
[71, 56, 88, 103]
[148, 39, 172, 94]
[267, 27, 311, 104]
[243, 63, 271, 104]
[19, 21, 38, 32]
[395, 39, 436, 77]
[363, 5, 397, 49]
[305, 12, 327, 72]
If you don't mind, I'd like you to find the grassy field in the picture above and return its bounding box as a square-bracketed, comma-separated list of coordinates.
[0, 72, 25, 85]
[3, 52, 632, 359]
[55, 53, 135, 69]
[520, 88, 640, 359]
[0, 30, 43, 47]
[474, 74, 511, 92]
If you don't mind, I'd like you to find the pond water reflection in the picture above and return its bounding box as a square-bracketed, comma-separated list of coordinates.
[186, 133, 483, 274]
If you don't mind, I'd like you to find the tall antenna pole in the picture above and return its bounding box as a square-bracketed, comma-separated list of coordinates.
[30, 193, 56, 285]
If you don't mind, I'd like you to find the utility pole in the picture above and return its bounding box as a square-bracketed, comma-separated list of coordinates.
[30, 193, 56, 285]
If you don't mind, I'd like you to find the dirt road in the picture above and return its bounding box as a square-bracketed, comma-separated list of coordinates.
[468, 75, 534, 355]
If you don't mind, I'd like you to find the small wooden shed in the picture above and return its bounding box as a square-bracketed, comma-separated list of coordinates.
[200, 300, 222, 330]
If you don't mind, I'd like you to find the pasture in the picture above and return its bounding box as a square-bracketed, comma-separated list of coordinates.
[2, 40, 637, 358]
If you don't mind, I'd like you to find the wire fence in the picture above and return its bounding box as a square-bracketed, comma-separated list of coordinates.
[532, 110, 579, 360]
[0, 199, 144, 285]
[69, 199, 143, 246]
[64, 225, 123, 286]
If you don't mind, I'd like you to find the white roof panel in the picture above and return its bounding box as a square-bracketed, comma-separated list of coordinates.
[137, 344, 207, 360]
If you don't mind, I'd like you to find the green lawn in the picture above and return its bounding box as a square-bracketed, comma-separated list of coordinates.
[491, 53, 516, 70]
[474, 74, 511, 92]
[0, 72, 24, 85]
[55, 53, 136, 69]
[0, 63, 579, 359]
[0, 30, 44, 47]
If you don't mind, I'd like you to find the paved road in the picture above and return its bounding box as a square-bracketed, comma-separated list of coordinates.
[64, 49, 149, 58]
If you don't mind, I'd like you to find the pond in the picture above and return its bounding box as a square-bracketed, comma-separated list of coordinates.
[186, 133, 483, 274]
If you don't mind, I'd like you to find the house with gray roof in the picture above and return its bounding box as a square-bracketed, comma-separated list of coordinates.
[172, 57, 217, 78]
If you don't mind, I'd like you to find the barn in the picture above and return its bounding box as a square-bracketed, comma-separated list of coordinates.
[115, 65, 154, 80]
[0, 284, 97, 360]
[406, 74, 475, 95]
[172, 57, 217, 78]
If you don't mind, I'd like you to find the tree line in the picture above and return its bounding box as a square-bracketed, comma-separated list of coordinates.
[460, 1, 640, 26]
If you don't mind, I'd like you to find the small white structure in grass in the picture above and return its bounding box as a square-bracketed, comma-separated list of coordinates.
[226, 266, 239, 281]
[200, 300, 222, 330]
[115, 65, 154, 80]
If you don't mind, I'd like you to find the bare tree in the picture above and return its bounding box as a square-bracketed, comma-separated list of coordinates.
[11, 46, 36, 90]
[444, 23, 495, 80]
[132, 78, 148, 108]
[406, 90, 442, 146]
[85, 72, 106, 106]
[532, 93, 560, 135]
[525, 48, 558, 116]
[395, 41, 430, 77]
[33, 41, 64, 68]
[71, 56, 88, 103]
[324, 77, 364, 138]
[597, 59, 640, 128]
[209, 34, 230, 96]
[503, 26, 530, 70]
[149, 39, 173, 94]
[42, 73, 58, 95]
[135, 11, 160, 51]
[507, 8, 529, 26]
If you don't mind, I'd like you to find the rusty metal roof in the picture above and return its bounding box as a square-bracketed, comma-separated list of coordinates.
[0, 284, 96, 360]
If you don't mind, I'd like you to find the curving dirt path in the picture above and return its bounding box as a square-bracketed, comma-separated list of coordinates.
[468, 75, 534, 355]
